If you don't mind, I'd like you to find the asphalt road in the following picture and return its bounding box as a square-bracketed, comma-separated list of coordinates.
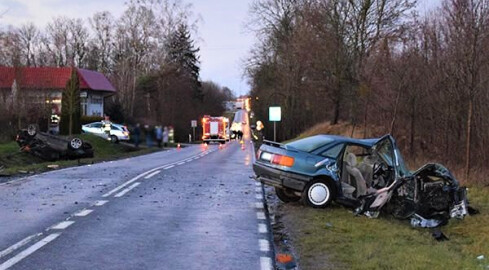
[0, 111, 273, 270]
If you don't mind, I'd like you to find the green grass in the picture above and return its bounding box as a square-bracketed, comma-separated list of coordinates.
[0, 134, 163, 176]
[280, 187, 489, 269]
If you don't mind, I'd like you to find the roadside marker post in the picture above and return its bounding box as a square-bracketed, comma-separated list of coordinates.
[269, 106, 281, 142]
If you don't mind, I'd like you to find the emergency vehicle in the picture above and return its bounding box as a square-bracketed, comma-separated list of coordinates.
[202, 115, 229, 144]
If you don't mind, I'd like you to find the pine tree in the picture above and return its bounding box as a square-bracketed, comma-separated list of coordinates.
[60, 68, 81, 135]
[165, 23, 202, 100]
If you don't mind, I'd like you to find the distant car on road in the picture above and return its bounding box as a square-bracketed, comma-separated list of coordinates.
[16, 124, 94, 161]
[82, 122, 130, 143]
[253, 134, 470, 226]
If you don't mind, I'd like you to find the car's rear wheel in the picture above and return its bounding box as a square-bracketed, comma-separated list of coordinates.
[301, 179, 334, 208]
[110, 135, 119, 144]
[275, 187, 301, 203]
[27, 124, 38, 137]
[69, 138, 83, 150]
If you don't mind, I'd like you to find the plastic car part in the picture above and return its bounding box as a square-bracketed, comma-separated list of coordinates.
[410, 214, 443, 228]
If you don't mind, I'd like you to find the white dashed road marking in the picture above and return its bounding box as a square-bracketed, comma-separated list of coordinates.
[260, 257, 273, 270]
[0, 233, 61, 270]
[94, 200, 108, 206]
[256, 212, 266, 220]
[114, 182, 140, 198]
[255, 202, 264, 209]
[259, 239, 270, 252]
[176, 162, 185, 166]
[144, 170, 161, 179]
[255, 187, 262, 193]
[258, 224, 268, 234]
[50, 221, 75, 230]
[74, 209, 93, 217]
[255, 194, 263, 200]
[0, 233, 42, 259]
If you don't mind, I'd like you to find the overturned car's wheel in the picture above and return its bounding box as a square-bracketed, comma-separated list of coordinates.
[69, 138, 83, 150]
[275, 187, 301, 203]
[301, 179, 334, 208]
[27, 124, 38, 137]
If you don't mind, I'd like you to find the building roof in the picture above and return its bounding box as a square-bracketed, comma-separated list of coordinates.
[0, 67, 116, 92]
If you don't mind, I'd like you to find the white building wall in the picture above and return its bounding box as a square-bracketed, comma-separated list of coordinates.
[87, 93, 104, 116]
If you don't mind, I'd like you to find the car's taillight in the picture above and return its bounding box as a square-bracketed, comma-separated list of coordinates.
[271, 154, 295, 167]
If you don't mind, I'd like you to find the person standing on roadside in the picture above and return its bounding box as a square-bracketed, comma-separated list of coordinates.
[155, 125, 163, 148]
[144, 124, 152, 147]
[101, 115, 112, 139]
[133, 123, 141, 148]
[163, 126, 169, 147]
[252, 120, 265, 153]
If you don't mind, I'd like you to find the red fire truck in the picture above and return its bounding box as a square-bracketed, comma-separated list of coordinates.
[202, 115, 229, 144]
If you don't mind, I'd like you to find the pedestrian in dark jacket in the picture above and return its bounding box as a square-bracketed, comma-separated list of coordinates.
[133, 123, 141, 148]
[252, 120, 265, 153]
[155, 125, 163, 148]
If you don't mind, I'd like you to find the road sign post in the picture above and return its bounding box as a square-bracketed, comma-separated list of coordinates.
[191, 120, 197, 142]
[269, 106, 281, 142]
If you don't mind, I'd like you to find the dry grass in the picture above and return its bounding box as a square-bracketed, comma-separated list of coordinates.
[279, 186, 489, 270]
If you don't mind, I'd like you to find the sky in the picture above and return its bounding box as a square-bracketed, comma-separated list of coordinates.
[0, 0, 441, 96]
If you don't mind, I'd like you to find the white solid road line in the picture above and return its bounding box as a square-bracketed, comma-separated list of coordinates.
[102, 173, 146, 198]
[0, 233, 42, 259]
[258, 224, 268, 234]
[114, 182, 141, 198]
[259, 239, 270, 252]
[144, 170, 161, 179]
[74, 209, 93, 217]
[164, 165, 175, 170]
[260, 257, 273, 270]
[94, 200, 108, 206]
[0, 233, 61, 270]
[50, 221, 75, 230]
[176, 162, 185, 166]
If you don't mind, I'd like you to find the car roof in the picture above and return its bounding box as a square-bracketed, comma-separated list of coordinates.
[312, 134, 382, 147]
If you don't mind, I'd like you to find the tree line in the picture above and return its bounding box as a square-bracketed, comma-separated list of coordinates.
[0, 0, 234, 142]
[246, 0, 489, 182]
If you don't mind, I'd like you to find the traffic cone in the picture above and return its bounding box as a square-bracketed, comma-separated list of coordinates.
[177, 143, 181, 150]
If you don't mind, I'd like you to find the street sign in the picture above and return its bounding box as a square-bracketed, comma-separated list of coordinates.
[269, 106, 281, 122]
[191, 120, 197, 127]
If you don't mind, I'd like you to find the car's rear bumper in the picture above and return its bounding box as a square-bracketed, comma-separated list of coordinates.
[252, 162, 310, 191]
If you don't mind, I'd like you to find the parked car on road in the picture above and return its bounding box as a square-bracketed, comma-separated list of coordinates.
[253, 134, 471, 227]
[16, 124, 94, 161]
[82, 122, 130, 143]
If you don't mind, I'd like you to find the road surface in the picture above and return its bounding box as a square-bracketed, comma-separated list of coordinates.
[0, 111, 273, 270]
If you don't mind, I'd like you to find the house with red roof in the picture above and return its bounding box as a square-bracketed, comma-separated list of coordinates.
[0, 67, 116, 119]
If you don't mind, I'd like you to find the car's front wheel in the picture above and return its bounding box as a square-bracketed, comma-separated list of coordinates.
[275, 187, 301, 203]
[301, 179, 334, 208]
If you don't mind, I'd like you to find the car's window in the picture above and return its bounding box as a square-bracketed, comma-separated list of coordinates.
[321, 144, 344, 158]
[92, 123, 102, 128]
[111, 125, 121, 131]
[286, 135, 333, 152]
[375, 138, 394, 167]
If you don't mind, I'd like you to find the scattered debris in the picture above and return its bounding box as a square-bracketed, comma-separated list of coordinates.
[47, 164, 59, 169]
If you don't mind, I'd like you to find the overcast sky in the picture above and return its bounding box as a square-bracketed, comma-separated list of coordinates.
[0, 0, 441, 96]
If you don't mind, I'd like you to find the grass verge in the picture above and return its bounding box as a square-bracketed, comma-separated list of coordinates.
[0, 134, 166, 177]
[277, 186, 489, 269]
